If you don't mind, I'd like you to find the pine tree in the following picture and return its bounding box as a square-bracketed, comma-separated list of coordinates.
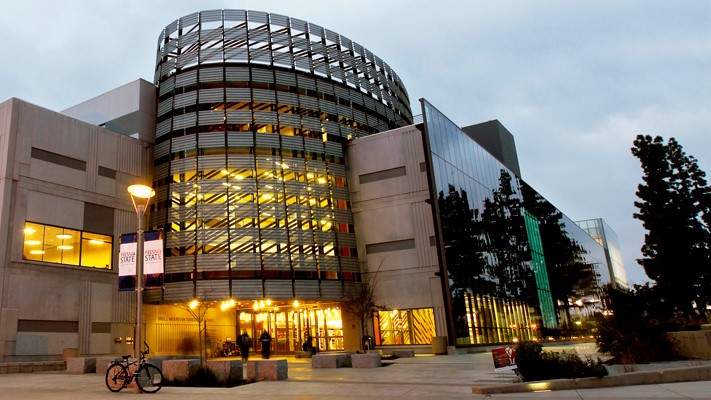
[480, 170, 535, 303]
[631, 135, 710, 321]
[521, 183, 597, 329]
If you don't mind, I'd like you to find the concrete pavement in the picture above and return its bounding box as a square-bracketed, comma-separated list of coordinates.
[0, 344, 709, 399]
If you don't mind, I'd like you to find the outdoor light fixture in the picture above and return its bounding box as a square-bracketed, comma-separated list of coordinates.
[127, 184, 155, 359]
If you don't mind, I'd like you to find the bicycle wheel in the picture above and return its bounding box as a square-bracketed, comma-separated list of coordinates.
[105, 363, 129, 392]
[135, 364, 164, 393]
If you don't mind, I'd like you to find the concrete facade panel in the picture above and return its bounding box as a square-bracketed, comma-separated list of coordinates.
[352, 134, 407, 175]
[89, 333, 111, 355]
[358, 203, 414, 244]
[20, 108, 90, 163]
[373, 270, 437, 310]
[97, 133, 119, 171]
[90, 282, 113, 323]
[28, 160, 87, 191]
[15, 333, 77, 357]
[8, 274, 81, 321]
[347, 125, 445, 342]
[95, 176, 116, 197]
[25, 190, 84, 230]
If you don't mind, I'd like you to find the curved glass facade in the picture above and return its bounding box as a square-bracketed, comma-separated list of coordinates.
[151, 10, 412, 303]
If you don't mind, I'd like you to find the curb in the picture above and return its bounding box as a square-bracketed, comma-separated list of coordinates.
[472, 365, 711, 394]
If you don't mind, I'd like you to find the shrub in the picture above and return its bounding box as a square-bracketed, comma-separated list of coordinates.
[595, 284, 676, 364]
[514, 341, 608, 382]
[187, 366, 219, 387]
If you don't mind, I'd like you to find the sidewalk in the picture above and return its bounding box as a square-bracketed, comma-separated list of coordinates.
[0, 345, 709, 399]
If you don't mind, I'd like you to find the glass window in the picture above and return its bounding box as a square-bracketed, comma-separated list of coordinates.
[81, 232, 113, 268]
[22, 222, 113, 269]
[374, 308, 435, 345]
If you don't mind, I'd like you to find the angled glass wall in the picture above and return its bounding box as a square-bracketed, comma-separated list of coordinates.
[522, 183, 608, 331]
[421, 99, 609, 344]
[577, 218, 629, 290]
[150, 10, 413, 304]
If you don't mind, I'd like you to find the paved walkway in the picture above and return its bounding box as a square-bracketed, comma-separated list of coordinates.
[0, 343, 709, 399]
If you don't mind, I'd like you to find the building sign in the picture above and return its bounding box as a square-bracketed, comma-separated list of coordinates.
[119, 230, 164, 291]
[491, 346, 517, 372]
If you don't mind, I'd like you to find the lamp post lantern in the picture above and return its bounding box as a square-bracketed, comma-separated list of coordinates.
[127, 184, 155, 359]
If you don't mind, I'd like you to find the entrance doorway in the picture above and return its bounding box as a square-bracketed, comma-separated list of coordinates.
[236, 305, 343, 355]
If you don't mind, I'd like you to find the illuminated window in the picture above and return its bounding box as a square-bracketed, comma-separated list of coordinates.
[373, 308, 435, 345]
[22, 222, 113, 270]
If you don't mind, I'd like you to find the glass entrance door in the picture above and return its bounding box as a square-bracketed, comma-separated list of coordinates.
[236, 305, 344, 354]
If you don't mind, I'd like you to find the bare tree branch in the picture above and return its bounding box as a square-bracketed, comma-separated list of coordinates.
[173, 288, 216, 366]
[342, 258, 387, 350]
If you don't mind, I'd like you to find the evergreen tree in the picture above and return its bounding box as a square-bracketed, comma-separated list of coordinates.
[437, 185, 489, 340]
[631, 135, 711, 321]
[438, 185, 488, 294]
[521, 183, 597, 328]
[480, 170, 535, 303]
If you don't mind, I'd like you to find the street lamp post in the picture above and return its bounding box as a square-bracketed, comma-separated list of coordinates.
[127, 184, 155, 359]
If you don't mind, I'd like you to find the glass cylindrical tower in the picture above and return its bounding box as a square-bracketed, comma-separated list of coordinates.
[151, 10, 412, 303]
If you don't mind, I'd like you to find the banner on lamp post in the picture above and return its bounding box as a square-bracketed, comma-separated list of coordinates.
[118, 229, 164, 291]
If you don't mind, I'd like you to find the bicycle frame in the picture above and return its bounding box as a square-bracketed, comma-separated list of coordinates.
[105, 343, 163, 393]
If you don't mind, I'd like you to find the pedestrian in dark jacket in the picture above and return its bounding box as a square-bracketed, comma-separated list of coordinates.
[238, 331, 251, 362]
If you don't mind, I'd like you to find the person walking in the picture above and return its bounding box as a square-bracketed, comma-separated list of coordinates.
[302, 335, 318, 355]
[259, 330, 272, 359]
[238, 331, 251, 362]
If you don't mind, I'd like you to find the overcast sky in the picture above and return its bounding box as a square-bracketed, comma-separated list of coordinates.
[1, 1, 709, 286]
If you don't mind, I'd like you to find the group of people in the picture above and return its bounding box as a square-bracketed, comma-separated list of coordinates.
[238, 330, 272, 361]
[235, 331, 320, 361]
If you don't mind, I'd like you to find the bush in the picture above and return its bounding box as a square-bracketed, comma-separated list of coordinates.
[514, 341, 608, 382]
[595, 284, 676, 364]
[187, 366, 219, 387]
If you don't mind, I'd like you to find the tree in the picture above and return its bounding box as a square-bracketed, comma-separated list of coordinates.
[631, 135, 711, 321]
[438, 184, 488, 295]
[521, 182, 598, 329]
[174, 289, 217, 366]
[342, 259, 385, 350]
[437, 184, 491, 340]
[595, 283, 675, 364]
[480, 170, 536, 303]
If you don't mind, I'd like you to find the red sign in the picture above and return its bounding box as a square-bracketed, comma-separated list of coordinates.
[491, 346, 517, 371]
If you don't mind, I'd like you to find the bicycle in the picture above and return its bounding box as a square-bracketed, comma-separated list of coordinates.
[105, 342, 164, 393]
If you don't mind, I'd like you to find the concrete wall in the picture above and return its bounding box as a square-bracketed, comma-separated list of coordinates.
[61, 79, 157, 144]
[0, 98, 153, 361]
[346, 126, 448, 339]
[667, 330, 711, 360]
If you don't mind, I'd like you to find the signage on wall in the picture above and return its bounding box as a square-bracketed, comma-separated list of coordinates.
[491, 346, 517, 372]
[118, 229, 164, 291]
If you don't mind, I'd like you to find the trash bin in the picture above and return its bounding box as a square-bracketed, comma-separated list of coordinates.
[259, 331, 272, 359]
[432, 336, 447, 355]
[62, 348, 80, 361]
[362, 335, 374, 351]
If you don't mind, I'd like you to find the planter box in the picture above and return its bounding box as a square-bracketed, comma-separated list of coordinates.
[351, 353, 381, 368]
[206, 360, 243, 385]
[312, 353, 352, 368]
[246, 359, 288, 382]
[66, 357, 96, 374]
[162, 359, 200, 384]
[667, 330, 711, 360]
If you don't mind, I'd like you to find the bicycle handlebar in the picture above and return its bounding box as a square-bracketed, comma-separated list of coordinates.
[141, 342, 150, 357]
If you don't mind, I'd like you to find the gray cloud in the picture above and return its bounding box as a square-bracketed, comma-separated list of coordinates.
[1, 0, 708, 286]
